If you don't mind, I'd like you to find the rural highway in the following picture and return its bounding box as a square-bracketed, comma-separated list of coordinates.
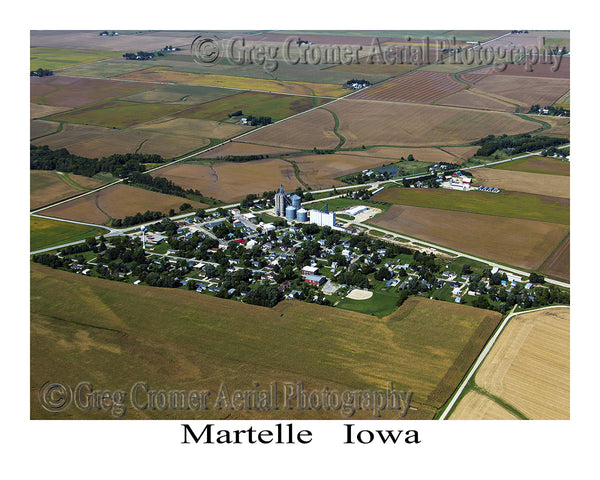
[437, 304, 571, 420]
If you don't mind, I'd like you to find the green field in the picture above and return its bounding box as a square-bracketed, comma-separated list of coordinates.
[491, 155, 570, 176]
[30, 47, 121, 70]
[45, 100, 189, 129]
[336, 291, 399, 317]
[177, 91, 331, 122]
[52, 60, 152, 78]
[30, 216, 108, 251]
[121, 84, 243, 105]
[372, 187, 569, 225]
[30, 264, 501, 420]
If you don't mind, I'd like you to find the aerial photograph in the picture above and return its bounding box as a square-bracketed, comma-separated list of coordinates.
[30, 29, 570, 422]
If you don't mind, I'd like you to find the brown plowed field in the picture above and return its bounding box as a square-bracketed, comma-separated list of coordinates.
[31, 120, 60, 139]
[539, 233, 569, 281]
[492, 155, 570, 176]
[339, 147, 460, 163]
[239, 107, 338, 150]
[475, 308, 570, 419]
[369, 204, 569, 270]
[30, 103, 72, 119]
[435, 90, 516, 112]
[449, 391, 518, 420]
[350, 71, 466, 103]
[151, 159, 303, 202]
[471, 168, 570, 198]
[464, 56, 570, 79]
[30, 171, 107, 210]
[327, 100, 538, 148]
[31, 75, 153, 108]
[42, 184, 207, 225]
[31, 123, 117, 154]
[195, 141, 299, 159]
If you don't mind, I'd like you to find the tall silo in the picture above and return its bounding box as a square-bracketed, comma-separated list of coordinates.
[296, 208, 308, 222]
[290, 194, 302, 209]
[285, 205, 297, 220]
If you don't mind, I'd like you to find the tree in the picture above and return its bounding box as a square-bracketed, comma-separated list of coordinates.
[529, 272, 545, 284]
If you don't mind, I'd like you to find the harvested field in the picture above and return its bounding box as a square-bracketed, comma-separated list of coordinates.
[31, 170, 107, 210]
[539, 233, 570, 281]
[439, 146, 480, 162]
[350, 71, 466, 104]
[553, 90, 570, 108]
[195, 141, 299, 159]
[31, 123, 117, 153]
[339, 147, 458, 163]
[327, 100, 539, 148]
[30, 47, 121, 70]
[177, 91, 331, 122]
[492, 155, 570, 176]
[30, 103, 72, 119]
[115, 66, 347, 97]
[471, 168, 570, 198]
[468, 75, 570, 110]
[475, 308, 570, 419]
[151, 159, 303, 202]
[44, 100, 189, 129]
[449, 391, 518, 420]
[326, 62, 419, 76]
[30, 119, 60, 139]
[31, 75, 152, 108]
[53, 60, 153, 78]
[369, 204, 569, 270]
[41, 184, 207, 225]
[531, 115, 570, 138]
[372, 187, 569, 224]
[131, 116, 250, 141]
[435, 90, 516, 112]
[239, 107, 338, 150]
[466, 56, 570, 79]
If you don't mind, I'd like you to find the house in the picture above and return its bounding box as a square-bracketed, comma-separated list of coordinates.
[301, 265, 319, 277]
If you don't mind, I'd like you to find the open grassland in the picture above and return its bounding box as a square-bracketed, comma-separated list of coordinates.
[31, 75, 152, 108]
[30, 217, 108, 251]
[372, 187, 569, 224]
[31, 171, 107, 210]
[369, 205, 569, 270]
[30, 103, 72, 119]
[471, 168, 570, 199]
[41, 184, 207, 225]
[449, 390, 518, 420]
[239, 107, 338, 150]
[473, 308, 570, 419]
[468, 75, 570, 111]
[539, 233, 570, 281]
[30, 266, 501, 420]
[492, 155, 570, 176]
[327, 99, 539, 148]
[177, 91, 331, 122]
[195, 141, 300, 159]
[350, 71, 466, 104]
[152, 159, 303, 202]
[115, 66, 348, 97]
[120, 84, 243, 104]
[30, 47, 121, 70]
[45, 100, 189, 129]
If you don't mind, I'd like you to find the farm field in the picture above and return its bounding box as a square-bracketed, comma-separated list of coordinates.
[435, 90, 517, 112]
[339, 146, 478, 164]
[115, 67, 348, 97]
[151, 159, 303, 202]
[120, 84, 243, 104]
[31, 123, 118, 152]
[31, 119, 61, 139]
[31, 170, 107, 210]
[177, 91, 331, 122]
[491, 155, 570, 176]
[326, 99, 539, 148]
[31, 75, 152, 108]
[472, 308, 570, 420]
[30, 216, 108, 251]
[44, 100, 189, 129]
[539, 233, 570, 281]
[368, 204, 569, 270]
[531, 115, 570, 138]
[350, 71, 466, 104]
[554, 90, 570, 108]
[54, 60, 154, 78]
[467, 75, 570, 111]
[194, 141, 300, 159]
[449, 391, 518, 420]
[30, 47, 121, 70]
[30, 266, 501, 420]
[30, 103, 72, 119]
[465, 56, 570, 79]
[470, 167, 570, 198]
[239, 107, 338, 150]
[41, 184, 207, 225]
[372, 186, 569, 224]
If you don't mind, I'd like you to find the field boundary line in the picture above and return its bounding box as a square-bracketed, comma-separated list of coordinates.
[437, 304, 570, 420]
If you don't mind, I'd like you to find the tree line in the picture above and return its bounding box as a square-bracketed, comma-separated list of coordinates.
[473, 134, 569, 157]
[124, 171, 203, 199]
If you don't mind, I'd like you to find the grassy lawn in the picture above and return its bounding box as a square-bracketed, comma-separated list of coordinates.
[336, 290, 399, 318]
[30, 216, 108, 251]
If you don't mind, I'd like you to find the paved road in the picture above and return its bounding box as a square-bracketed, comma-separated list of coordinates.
[437, 304, 571, 420]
